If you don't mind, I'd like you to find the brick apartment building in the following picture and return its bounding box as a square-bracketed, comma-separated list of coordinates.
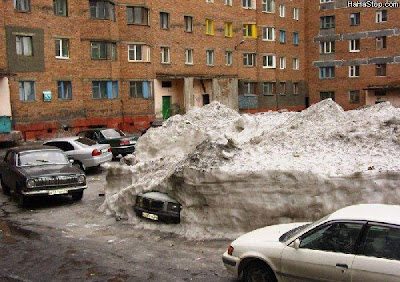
[0, 0, 399, 140]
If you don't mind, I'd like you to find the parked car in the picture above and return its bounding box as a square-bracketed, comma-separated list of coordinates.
[222, 204, 400, 282]
[0, 146, 87, 206]
[43, 136, 112, 171]
[77, 128, 138, 157]
[141, 120, 163, 135]
[134, 192, 182, 223]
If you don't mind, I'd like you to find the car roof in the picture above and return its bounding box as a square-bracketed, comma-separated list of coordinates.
[328, 204, 400, 226]
[8, 145, 62, 153]
[44, 136, 80, 142]
[78, 128, 105, 132]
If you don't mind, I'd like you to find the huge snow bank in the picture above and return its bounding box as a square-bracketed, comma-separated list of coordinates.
[100, 100, 400, 239]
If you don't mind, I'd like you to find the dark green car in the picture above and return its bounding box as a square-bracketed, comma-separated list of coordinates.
[77, 128, 138, 157]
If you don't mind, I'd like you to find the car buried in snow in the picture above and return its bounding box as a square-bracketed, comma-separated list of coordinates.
[0, 146, 87, 206]
[134, 192, 182, 223]
[222, 204, 400, 282]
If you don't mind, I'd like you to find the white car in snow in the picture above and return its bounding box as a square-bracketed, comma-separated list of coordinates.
[222, 204, 400, 282]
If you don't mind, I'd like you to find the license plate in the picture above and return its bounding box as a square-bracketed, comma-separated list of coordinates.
[48, 189, 68, 195]
[142, 212, 158, 221]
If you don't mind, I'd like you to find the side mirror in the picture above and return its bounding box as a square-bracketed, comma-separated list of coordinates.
[293, 238, 301, 249]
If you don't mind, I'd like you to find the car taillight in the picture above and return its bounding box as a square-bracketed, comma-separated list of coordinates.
[92, 149, 101, 156]
[228, 246, 234, 256]
[120, 140, 130, 146]
[108, 147, 112, 152]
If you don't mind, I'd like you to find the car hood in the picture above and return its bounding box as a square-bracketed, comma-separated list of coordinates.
[18, 164, 82, 177]
[233, 222, 310, 244]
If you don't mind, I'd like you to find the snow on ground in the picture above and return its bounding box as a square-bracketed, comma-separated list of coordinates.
[100, 100, 400, 239]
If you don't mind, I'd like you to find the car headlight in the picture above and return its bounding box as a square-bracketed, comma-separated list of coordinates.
[77, 175, 86, 184]
[26, 179, 36, 189]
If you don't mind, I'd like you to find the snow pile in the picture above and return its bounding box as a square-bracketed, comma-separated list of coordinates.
[100, 100, 400, 239]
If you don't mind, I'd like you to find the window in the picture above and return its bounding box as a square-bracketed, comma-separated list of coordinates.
[91, 41, 116, 60]
[243, 53, 256, 67]
[242, 0, 254, 9]
[225, 0, 232, 6]
[263, 54, 276, 68]
[350, 12, 360, 26]
[293, 58, 299, 70]
[320, 91, 335, 101]
[319, 66, 335, 79]
[263, 82, 276, 95]
[225, 51, 232, 66]
[130, 81, 152, 98]
[279, 56, 286, 69]
[16, 36, 32, 56]
[206, 50, 215, 66]
[89, 0, 115, 21]
[92, 81, 118, 99]
[162, 81, 172, 88]
[300, 222, 363, 254]
[279, 30, 286, 43]
[376, 36, 387, 49]
[243, 24, 257, 38]
[262, 27, 275, 41]
[55, 38, 69, 59]
[185, 49, 193, 65]
[225, 22, 233, 37]
[57, 81, 72, 100]
[293, 32, 299, 45]
[376, 10, 387, 23]
[128, 44, 150, 62]
[243, 82, 256, 95]
[262, 0, 275, 12]
[359, 225, 400, 260]
[349, 90, 360, 104]
[206, 19, 215, 35]
[127, 7, 149, 25]
[279, 82, 286, 95]
[19, 81, 35, 101]
[160, 12, 169, 29]
[376, 64, 386, 76]
[349, 65, 360, 77]
[320, 16, 335, 29]
[349, 39, 360, 52]
[14, 0, 30, 12]
[320, 0, 333, 2]
[161, 47, 170, 64]
[320, 41, 335, 54]
[54, 0, 67, 16]
[184, 16, 193, 32]
[293, 82, 299, 95]
[206, 0, 214, 2]
[279, 4, 285, 17]
[293, 7, 299, 20]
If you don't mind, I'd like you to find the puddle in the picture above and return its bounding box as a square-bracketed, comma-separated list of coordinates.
[0, 220, 41, 243]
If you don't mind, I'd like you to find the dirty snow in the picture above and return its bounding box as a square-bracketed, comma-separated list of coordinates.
[100, 100, 400, 239]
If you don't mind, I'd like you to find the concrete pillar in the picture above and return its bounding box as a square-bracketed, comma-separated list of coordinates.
[184, 77, 194, 112]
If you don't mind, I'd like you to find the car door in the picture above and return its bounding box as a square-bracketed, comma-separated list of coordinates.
[351, 224, 400, 282]
[2, 152, 16, 189]
[280, 222, 364, 281]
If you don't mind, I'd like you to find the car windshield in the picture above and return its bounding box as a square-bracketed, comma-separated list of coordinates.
[279, 214, 331, 242]
[101, 129, 126, 139]
[75, 137, 97, 147]
[18, 150, 69, 166]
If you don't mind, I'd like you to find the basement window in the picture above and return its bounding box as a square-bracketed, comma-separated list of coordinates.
[127, 6, 149, 25]
[92, 81, 118, 99]
[349, 90, 360, 104]
[320, 91, 335, 101]
[89, 0, 115, 21]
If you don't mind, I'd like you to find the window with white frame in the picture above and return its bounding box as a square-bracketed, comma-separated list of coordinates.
[130, 81, 152, 98]
[128, 44, 150, 62]
[376, 10, 387, 23]
[14, 0, 30, 11]
[319, 66, 335, 79]
[185, 49, 193, 64]
[263, 54, 276, 68]
[206, 0, 214, 2]
[206, 49, 214, 66]
[225, 51, 232, 66]
[55, 38, 69, 59]
[92, 81, 118, 99]
[279, 4, 285, 17]
[262, 27, 275, 41]
[19, 81, 35, 101]
[349, 39, 360, 52]
[57, 81, 72, 100]
[243, 53, 256, 67]
[161, 47, 170, 63]
[349, 65, 360, 77]
[16, 36, 32, 56]
[279, 56, 286, 69]
[263, 82, 276, 95]
[262, 0, 275, 12]
[243, 82, 256, 95]
[242, 0, 254, 9]
[320, 41, 335, 54]
[293, 7, 299, 20]
[127, 6, 149, 25]
[225, 0, 232, 6]
[184, 16, 193, 32]
[293, 57, 299, 70]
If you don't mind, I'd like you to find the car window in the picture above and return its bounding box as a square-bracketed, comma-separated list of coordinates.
[101, 129, 125, 139]
[61, 142, 75, 151]
[359, 225, 400, 261]
[18, 150, 69, 166]
[300, 222, 363, 254]
[75, 137, 97, 146]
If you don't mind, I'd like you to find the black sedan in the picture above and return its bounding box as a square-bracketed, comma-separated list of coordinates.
[0, 146, 87, 206]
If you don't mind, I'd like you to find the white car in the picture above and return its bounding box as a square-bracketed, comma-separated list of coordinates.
[223, 204, 400, 282]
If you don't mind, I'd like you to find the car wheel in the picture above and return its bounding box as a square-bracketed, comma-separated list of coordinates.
[72, 191, 83, 201]
[243, 261, 277, 282]
[73, 161, 86, 172]
[17, 190, 29, 207]
[1, 179, 11, 195]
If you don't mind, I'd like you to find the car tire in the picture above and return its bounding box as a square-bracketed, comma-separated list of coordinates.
[243, 261, 277, 282]
[17, 190, 29, 208]
[72, 191, 83, 201]
[1, 179, 11, 195]
[73, 161, 86, 172]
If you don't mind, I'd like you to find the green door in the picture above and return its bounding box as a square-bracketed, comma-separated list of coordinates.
[162, 96, 171, 119]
